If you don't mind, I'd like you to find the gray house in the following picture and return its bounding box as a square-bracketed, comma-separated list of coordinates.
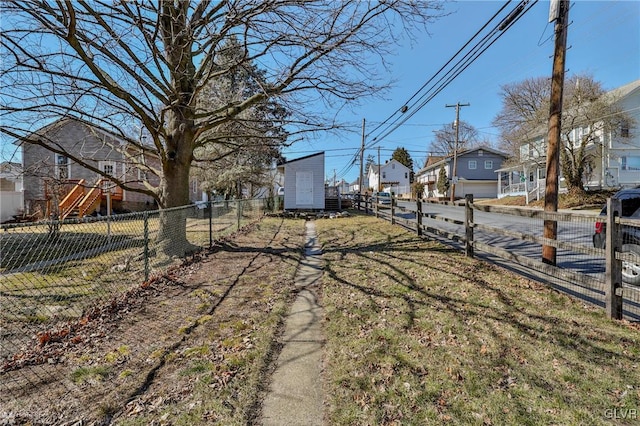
[415, 146, 509, 199]
[19, 117, 159, 218]
[277, 152, 325, 210]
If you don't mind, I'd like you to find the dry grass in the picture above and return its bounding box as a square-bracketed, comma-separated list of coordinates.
[5, 213, 640, 425]
[317, 214, 640, 425]
[1, 217, 306, 425]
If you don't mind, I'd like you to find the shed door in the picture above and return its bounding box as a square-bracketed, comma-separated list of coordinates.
[296, 171, 313, 205]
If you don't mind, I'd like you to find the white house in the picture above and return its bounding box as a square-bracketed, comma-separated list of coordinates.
[277, 152, 325, 210]
[603, 80, 640, 188]
[497, 79, 640, 202]
[367, 159, 411, 196]
[0, 161, 24, 222]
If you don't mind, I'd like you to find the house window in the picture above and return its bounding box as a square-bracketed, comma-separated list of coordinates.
[484, 160, 493, 170]
[621, 156, 640, 171]
[382, 172, 386, 179]
[138, 168, 148, 182]
[468, 160, 477, 170]
[55, 154, 70, 179]
[137, 153, 148, 181]
[405, 172, 408, 179]
[392, 163, 395, 169]
[621, 120, 630, 138]
[478, 150, 483, 156]
[99, 160, 117, 177]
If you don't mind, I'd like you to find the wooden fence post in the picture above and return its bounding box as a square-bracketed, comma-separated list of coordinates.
[465, 194, 474, 258]
[605, 197, 623, 320]
[416, 198, 423, 236]
[375, 195, 379, 218]
[390, 192, 395, 225]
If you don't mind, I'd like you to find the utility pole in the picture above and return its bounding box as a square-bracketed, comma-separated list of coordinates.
[359, 118, 365, 197]
[445, 102, 470, 202]
[543, 0, 569, 265]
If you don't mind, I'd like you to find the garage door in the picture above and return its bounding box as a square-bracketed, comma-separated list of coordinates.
[459, 182, 497, 199]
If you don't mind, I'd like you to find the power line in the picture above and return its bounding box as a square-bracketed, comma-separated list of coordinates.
[336, 0, 539, 183]
[366, 0, 537, 147]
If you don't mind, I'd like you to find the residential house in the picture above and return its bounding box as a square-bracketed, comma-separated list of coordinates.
[19, 117, 159, 218]
[415, 147, 509, 199]
[349, 177, 366, 194]
[0, 161, 24, 222]
[336, 179, 350, 195]
[367, 159, 411, 196]
[498, 79, 640, 201]
[277, 152, 326, 210]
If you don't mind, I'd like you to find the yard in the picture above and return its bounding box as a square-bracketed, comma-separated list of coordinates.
[2, 213, 639, 425]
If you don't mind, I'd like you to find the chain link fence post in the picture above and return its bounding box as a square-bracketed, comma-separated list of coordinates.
[208, 199, 213, 248]
[143, 211, 149, 282]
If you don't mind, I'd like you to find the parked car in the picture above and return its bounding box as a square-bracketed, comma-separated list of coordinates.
[373, 191, 392, 205]
[593, 187, 640, 285]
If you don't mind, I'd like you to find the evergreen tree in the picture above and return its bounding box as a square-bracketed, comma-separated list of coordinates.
[192, 37, 288, 198]
[365, 154, 376, 175]
[437, 165, 449, 197]
[391, 147, 415, 182]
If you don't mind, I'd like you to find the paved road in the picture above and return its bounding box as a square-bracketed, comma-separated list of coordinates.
[383, 200, 640, 320]
[393, 200, 604, 278]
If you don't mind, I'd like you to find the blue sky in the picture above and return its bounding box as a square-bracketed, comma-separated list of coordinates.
[282, 0, 640, 185]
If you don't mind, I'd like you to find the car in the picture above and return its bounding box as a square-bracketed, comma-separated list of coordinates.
[373, 191, 392, 205]
[593, 187, 640, 285]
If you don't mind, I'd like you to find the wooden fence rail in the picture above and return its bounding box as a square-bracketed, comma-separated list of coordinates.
[358, 193, 638, 321]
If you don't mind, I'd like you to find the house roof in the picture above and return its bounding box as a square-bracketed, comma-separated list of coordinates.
[278, 151, 324, 166]
[17, 116, 129, 146]
[425, 155, 445, 168]
[277, 151, 324, 170]
[367, 158, 411, 176]
[15, 116, 160, 162]
[0, 161, 22, 174]
[607, 79, 640, 99]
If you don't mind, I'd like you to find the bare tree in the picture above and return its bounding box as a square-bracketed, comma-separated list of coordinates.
[1, 1, 444, 251]
[493, 74, 633, 195]
[493, 76, 551, 161]
[429, 120, 480, 156]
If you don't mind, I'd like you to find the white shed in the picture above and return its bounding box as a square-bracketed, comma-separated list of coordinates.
[277, 152, 325, 210]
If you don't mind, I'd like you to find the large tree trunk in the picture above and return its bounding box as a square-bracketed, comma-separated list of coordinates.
[156, 114, 197, 257]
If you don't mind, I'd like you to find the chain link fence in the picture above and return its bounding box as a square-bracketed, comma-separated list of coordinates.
[0, 197, 277, 402]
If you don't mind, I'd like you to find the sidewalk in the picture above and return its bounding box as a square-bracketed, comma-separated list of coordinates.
[260, 221, 325, 425]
